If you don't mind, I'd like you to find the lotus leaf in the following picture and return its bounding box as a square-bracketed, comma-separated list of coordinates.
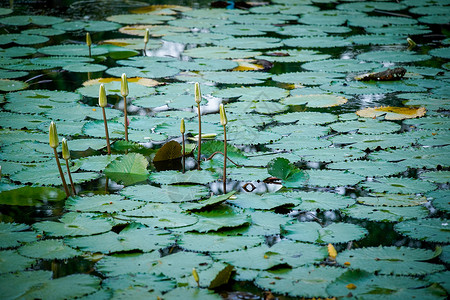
[286, 191, 356, 211]
[66, 227, 174, 254]
[104, 153, 149, 186]
[230, 210, 291, 236]
[103, 272, 175, 294]
[183, 46, 262, 59]
[427, 190, 450, 213]
[429, 47, 450, 59]
[227, 167, 271, 182]
[356, 193, 428, 207]
[66, 194, 142, 213]
[227, 13, 296, 25]
[299, 10, 364, 26]
[167, 58, 237, 71]
[327, 270, 446, 299]
[0, 249, 36, 273]
[45, 104, 122, 121]
[0, 46, 36, 57]
[336, 1, 407, 12]
[320, 80, 387, 95]
[327, 160, 407, 177]
[284, 36, 351, 48]
[357, 50, 431, 63]
[33, 212, 112, 237]
[425, 271, 450, 295]
[131, 211, 199, 229]
[394, 218, 450, 243]
[229, 192, 300, 210]
[256, 266, 346, 298]
[214, 36, 282, 49]
[302, 58, 380, 73]
[256, 49, 330, 63]
[121, 203, 182, 218]
[0, 69, 28, 79]
[75, 155, 121, 172]
[63, 63, 107, 73]
[0, 15, 63, 26]
[198, 71, 270, 85]
[0, 33, 49, 45]
[213, 85, 288, 101]
[419, 171, 450, 184]
[330, 132, 417, 150]
[178, 233, 263, 253]
[342, 204, 429, 222]
[212, 239, 327, 270]
[348, 34, 405, 46]
[19, 239, 81, 260]
[362, 177, 436, 194]
[96, 252, 161, 276]
[0, 222, 37, 249]
[77, 80, 156, 98]
[121, 184, 209, 203]
[210, 23, 278, 36]
[284, 94, 347, 108]
[106, 14, 173, 24]
[336, 246, 445, 275]
[169, 18, 231, 29]
[22, 28, 65, 36]
[273, 111, 337, 125]
[0, 79, 29, 92]
[38, 44, 108, 57]
[273, 71, 343, 86]
[330, 119, 401, 134]
[283, 221, 368, 244]
[181, 191, 236, 211]
[163, 32, 229, 44]
[306, 169, 364, 187]
[163, 287, 222, 300]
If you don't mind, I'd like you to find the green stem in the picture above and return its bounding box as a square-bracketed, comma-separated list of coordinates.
[53, 148, 70, 197]
[182, 133, 185, 174]
[223, 125, 227, 194]
[197, 103, 201, 170]
[102, 107, 111, 155]
[123, 95, 129, 142]
[88, 45, 91, 58]
[64, 158, 76, 196]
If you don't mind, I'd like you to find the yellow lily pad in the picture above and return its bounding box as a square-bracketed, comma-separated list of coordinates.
[356, 106, 426, 120]
[118, 25, 189, 37]
[130, 5, 191, 14]
[82, 77, 159, 87]
[232, 59, 264, 71]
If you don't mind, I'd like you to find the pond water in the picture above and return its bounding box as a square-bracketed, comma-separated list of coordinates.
[0, 0, 449, 299]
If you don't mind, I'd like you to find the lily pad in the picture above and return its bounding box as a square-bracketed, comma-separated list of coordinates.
[342, 204, 429, 222]
[356, 193, 428, 207]
[336, 246, 445, 275]
[305, 169, 364, 187]
[18, 239, 81, 260]
[0, 250, 36, 273]
[121, 184, 209, 203]
[362, 177, 436, 194]
[65, 194, 142, 213]
[286, 191, 356, 211]
[0, 222, 37, 249]
[394, 218, 450, 243]
[178, 233, 263, 253]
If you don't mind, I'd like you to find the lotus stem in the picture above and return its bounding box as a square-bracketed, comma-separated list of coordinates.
[180, 118, 185, 173]
[220, 104, 228, 194]
[62, 138, 76, 196]
[143, 28, 149, 55]
[99, 84, 111, 154]
[86, 32, 92, 58]
[195, 82, 202, 170]
[121, 73, 129, 142]
[49, 122, 70, 197]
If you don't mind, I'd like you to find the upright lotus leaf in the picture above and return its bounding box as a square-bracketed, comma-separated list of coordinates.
[66, 227, 175, 254]
[178, 232, 263, 253]
[283, 222, 368, 244]
[18, 239, 81, 260]
[327, 269, 446, 299]
[256, 266, 346, 299]
[0, 222, 37, 249]
[32, 212, 112, 237]
[0, 250, 36, 273]
[336, 246, 445, 275]
[0, 186, 66, 206]
[104, 153, 149, 186]
[394, 218, 450, 243]
[267, 157, 308, 188]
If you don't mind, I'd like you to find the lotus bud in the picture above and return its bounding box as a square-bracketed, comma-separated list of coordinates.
[192, 268, 199, 286]
[121, 73, 129, 97]
[99, 84, 107, 108]
[49, 121, 59, 149]
[194, 82, 201, 104]
[407, 37, 416, 48]
[180, 118, 185, 134]
[219, 103, 227, 126]
[86, 32, 92, 47]
[61, 138, 70, 160]
[144, 28, 150, 44]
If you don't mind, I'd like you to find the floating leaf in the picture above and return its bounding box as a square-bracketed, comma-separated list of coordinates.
[0, 186, 66, 206]
[18, 239, 81, 260]
[121, 184, 209, 203]
[229, 192, 300, 210]
[0, 79, 28, 91]
[305, 169, 364, 187]
[0, 222, 37, 249]
[0, 250, 36, 273]
[282, 94, 347, 108]
[357, 106, 426, 120]
[273, 71, 343, 86]
[38, 44, 108, 56]
[75, 155, 121, 172]
[285, 191, 356, 211]
[178, 232, 263, 253]
[356, 193, 428, 207]
[362, 177, 436, 194]
[336, 246, 445, 275]
[102, 272, 175, 294]
[342, 204, 429, 222]
[181, 191, 236, 211]
[330, 119, 401, 134]
[33, 212, 112, 237]
[185, 205, 251, 233]
[163, 287, 222, 300]
[65, 194, 142, 213]
[104, 153, 149, 186]
[183, 46, 262, 59]
[283, 222, 368, 244]
[394, 218, 450, 243]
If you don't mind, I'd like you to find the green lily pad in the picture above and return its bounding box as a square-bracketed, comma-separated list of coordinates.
[96, 252, 161, 276]
[428, 190, 450, 213]
[106, 65, 179, 79]
[167, 58, 238, 71]
[330, 119, 401, 134]
[336, 246, 445, 275]
[267, 157, 308, 188]
[356, 193, 428, 207]
[273, 71, 343, 86]
[284, 36, 351, 48]
[198, 71, 270, 85]
[215, 36, 282, 49]
[213, 85, 288, 101]
[178, 233, 263, 253]
[302, 59, 380, 73]
[342, 204, 429, 222]
[283, 221, 368, 244]
[0, 186, 66, 207]
[256, 266, 346, 299]
[104, 153, 149, 186]
[286, 191, 356, 211]
[121, 184, 209, 203]
[0, 33, 49, 45]
[327, 160, 408, 177]
[394, 218, 450, 243]
[33, 212, 112, 237]
[102, 272, 175, 293]
[185, 205, 251, 233]
[66, 227, 174, 254]
[75, 155, 121, 172]
[212, 239, 327, 270]
[65, 194, 142, 213]
[0, 79, 28, 91]
[18, 239, 81, 260]
[38, 44, 108, 56]
[0, 222, 37, 249]
[181, 191, 236, 212]
[0, 15, 63, 26]
[305, 169, 364, 187]
[77, 81, 156, 99]
[357, 50, 431, 63]
[0, 250, 36, 273]
[256, 49, 330, 63]
[419, 171, 450, 183]
[228, 192, 300, 210]
[63, 63, 107, 73]
[183, 46, 262, 59]
[362, 177, 436, 194]
[106, 14, 174, 25]
[162, 287, 222, 300]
